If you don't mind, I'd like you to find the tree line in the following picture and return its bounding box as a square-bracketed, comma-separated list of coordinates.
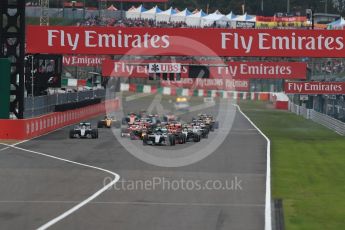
[28, 0, 344, 16]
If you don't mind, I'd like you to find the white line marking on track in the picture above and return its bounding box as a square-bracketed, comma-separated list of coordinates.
[229, 132, 260, 135]
[0, 140, 27, 152]
[1, 142, 120, 230]
[0, 147, 9, 152]
[235, 104, 272, 230]
[0, 200, 265, 207]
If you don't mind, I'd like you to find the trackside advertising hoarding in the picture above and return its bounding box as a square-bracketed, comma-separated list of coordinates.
[213, 62, 306, 79]
[102, 60, 306, 79]
[63, 55, 109, 67]
[160, 79, 250, 91]
[284, 81, 345, 94]
[27, 25, 345, 57]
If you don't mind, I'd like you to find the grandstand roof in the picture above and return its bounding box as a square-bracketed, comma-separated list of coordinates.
[172, 8, 192, 17]
[107, 5, 118, 11]
[188, 9, 207, 18]
[170, 8, 192, 22]
[155, 7, 176, 22]
[141, 5, 162, 20]
[328, 17, 345, 28]
[234, 13, 256, 22]
[226, 12, 237, 20]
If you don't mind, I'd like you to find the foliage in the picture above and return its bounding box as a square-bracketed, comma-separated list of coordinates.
[26, 0, 342, 16]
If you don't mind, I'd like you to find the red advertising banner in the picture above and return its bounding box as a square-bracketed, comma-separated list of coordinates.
[256, 16, 307, 22]
[63, 55, 109, 67]
[161, 79, 250, 91]
[27, 26, 345, 57]
[210, 62, 306, 79]
[102, 60, 306, 79]
[102, 60, 190, 78]
[284, 81, 345, 94]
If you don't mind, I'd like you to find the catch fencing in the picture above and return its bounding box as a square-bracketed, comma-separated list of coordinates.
[24, 89, 105, 118]
[24, 7, 123, 20]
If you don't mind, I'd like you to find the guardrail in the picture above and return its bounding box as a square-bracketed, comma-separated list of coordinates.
[289, 102, 345, 135]
[309, 110, 345, 135]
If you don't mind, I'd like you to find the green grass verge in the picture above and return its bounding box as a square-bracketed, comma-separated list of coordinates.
[239, 100, 345, 230]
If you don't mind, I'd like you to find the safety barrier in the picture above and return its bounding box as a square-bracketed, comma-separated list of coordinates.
[310, 110, 345, 135]
[120, 82, 272, 101]
[0, 99, 119, 140]
[289, 102, 345, 135]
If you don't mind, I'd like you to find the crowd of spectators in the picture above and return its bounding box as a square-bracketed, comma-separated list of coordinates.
[77, 16, 233, 28]
[313, 59, 345, 76]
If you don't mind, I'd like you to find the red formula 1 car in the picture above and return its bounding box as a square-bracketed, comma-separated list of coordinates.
[166, 122, 187, 144]
[121, 122, 149, 140]
[122, 112, 139, 125]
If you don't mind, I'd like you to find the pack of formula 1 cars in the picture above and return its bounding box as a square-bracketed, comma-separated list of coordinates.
[69, 112, 218, 146]
[120, 112, 219, 146]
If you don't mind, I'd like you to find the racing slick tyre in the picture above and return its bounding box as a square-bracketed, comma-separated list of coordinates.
[171, 136, 176, 146]
[182, 134, 187, 144]
[210, 124, 215, 132]
[178, 134, 185, 144]
[193, 134, 201, 142]
[143, 135, 148, 145]
[168, 135, 175, 146]
[214, 121, 219, 129]
[91, 129, 98, 139]
[97, 121, 103, 128]
[130, 132, 136, 140]
[69, 130, 75, 139]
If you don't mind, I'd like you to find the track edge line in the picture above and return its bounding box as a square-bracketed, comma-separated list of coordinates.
[234, 104, 272, 230]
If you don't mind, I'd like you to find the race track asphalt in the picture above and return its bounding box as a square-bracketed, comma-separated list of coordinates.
[0, 95, 267, 230]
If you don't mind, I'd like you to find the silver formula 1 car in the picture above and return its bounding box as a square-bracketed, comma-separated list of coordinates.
[69, 122, 98, 139]
[143, 127, 176, 146]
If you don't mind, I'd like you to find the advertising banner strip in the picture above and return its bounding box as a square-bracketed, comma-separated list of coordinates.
[0, 99, 119, 140]
[212, 62, 306, 79]
[63, 55, 109, 67]
[256, 16, 307, 22]
[119, 83, 271, 101]
[102, 60, 306, 79]
[284, 81, 345, 95]
[160, 79, 250, 91]
[27, 25, 345, 57]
